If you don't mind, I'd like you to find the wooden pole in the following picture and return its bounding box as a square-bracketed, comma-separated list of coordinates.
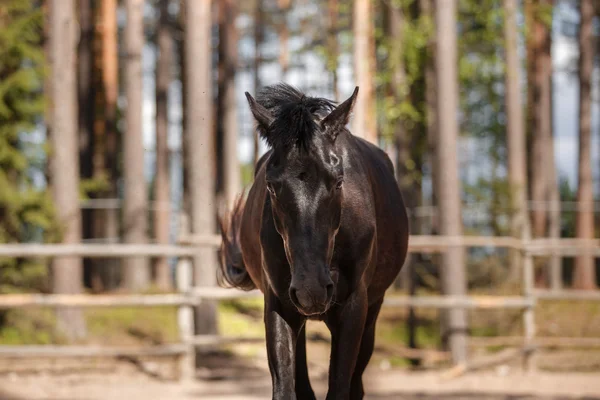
[177, 213, 195, 381]
[523, 245, 536, 372]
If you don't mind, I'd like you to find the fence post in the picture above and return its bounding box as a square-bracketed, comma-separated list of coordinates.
[177, 212, 195, 381]
[522, 239, 536, 372]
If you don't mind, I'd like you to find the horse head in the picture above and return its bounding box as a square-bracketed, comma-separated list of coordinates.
[245, 84, 359, 316]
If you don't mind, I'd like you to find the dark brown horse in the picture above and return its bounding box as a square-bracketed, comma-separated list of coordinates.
[219, 83, 409, 400]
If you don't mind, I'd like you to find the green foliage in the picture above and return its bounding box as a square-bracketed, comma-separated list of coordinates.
[0, 0, 55, 294]
[458, 0, 514, 237]
[458, 0, 505, 141]
[377, 0, 433, 146]
[80, 175, 111, 200]
[375, 0, 433, 207]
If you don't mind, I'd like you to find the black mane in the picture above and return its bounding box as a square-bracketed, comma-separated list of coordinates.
[256, 83, 336, 151]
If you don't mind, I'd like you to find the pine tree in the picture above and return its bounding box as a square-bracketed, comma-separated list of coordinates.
[0, 0, 55, 294]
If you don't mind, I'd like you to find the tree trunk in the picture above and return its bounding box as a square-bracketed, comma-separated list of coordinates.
[573, 0, 597, 290]
[218, 0, 241, 209]
[352, 0, 377, 144]
[435, 0, 467, 365]
[186, 0, 219, 336]
[253, 0, 264, 166]
[278, 0, 290, 79]
[525, 0, 547, 237]
[528, 0, 550, 240]
[423, 0, 438, 236]
[386, 0, 407, 268]
[327, 0, 339, 101]
[77, 0, 94, 168]
[97, 0, 120, 291]
[123, 0, 150, 291]
[547, 131, 562, 289]
[154, 0, 173, 290]
[527, 0, 555, 287]
[542, 0, 559, 288]
[43, 0, 53, 187]
[504, 0, 530, 282]
[179, 0, 190, 215]
[386, 0, 406, 187]
[77, 0, 99, 291]
[548, 42, 561, 291]
[50, 0, 86, 340]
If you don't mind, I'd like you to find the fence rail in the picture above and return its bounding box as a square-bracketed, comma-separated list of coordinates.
[0, 345, 188, 358]
[0, 234, 598, 379]
[0, 293, 196, 308]
[0, 243, 199, 257]
[469, 336, 600, 348]
[1, 237, 597, 257]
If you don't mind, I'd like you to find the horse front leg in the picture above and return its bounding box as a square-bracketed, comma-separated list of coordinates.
[349, 298, 384, 399]
[295, 324, 316, 399]
[325, 285, 368, 400]
[265, 292, 304, 400]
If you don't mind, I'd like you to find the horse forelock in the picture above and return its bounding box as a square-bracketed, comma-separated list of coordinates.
[256, 83, 336, 152]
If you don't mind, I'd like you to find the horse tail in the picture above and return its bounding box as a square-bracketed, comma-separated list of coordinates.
[217, 195, 256, 291]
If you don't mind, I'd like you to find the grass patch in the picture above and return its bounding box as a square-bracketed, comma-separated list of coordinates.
[85, 307, 179, 344]
[376, 315, 440, 349]
[388, 355, 412, 367]
[218, 298, 265, 338]
[0, 309, 59, 345]
[0, 299, 266, 347]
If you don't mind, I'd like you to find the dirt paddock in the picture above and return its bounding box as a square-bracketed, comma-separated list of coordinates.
[0, 356, 598, 400]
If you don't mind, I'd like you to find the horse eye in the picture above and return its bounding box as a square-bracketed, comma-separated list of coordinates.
[336, 178, 344, 189]
[266, 182, 276, 196]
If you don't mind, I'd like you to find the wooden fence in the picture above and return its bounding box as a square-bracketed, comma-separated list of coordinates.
[0, 232, 598, 379]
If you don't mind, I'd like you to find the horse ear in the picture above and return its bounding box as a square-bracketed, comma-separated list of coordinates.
[245, 92, 274, 134]
[321, 86, 359, 141]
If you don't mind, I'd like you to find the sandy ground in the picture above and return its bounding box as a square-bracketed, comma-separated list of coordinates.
[0, 360, 598, 400]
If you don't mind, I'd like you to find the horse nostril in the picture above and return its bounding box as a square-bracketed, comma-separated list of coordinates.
[289, 287, 300, 306]
[325, 283, 334, 301]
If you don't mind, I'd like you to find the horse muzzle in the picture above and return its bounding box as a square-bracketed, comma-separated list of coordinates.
[289, 279, 334, 316]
